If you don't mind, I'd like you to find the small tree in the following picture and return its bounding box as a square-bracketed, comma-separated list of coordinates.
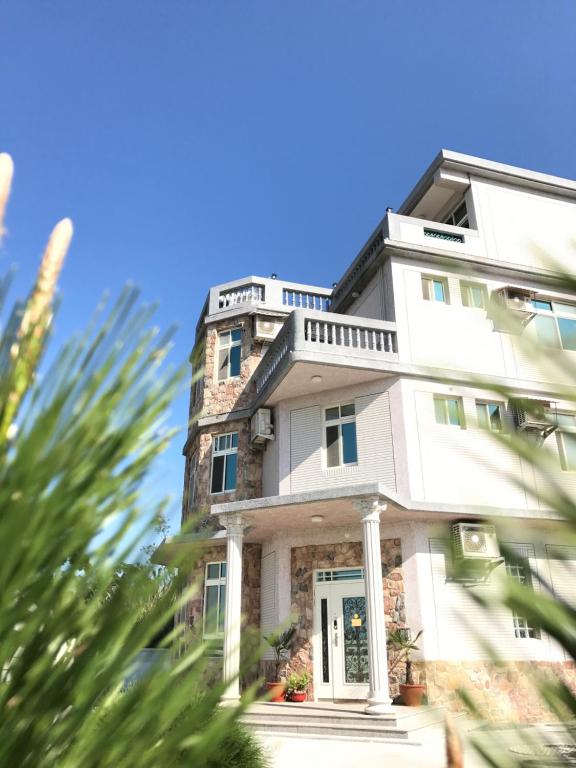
[264, 626, 296, 681]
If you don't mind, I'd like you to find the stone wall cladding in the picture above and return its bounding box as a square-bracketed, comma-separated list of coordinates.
[184, 543, 261, 637]
[285, 539, 405, 699]
[182, 419, 263, 527]
[190, 316, 273, 420]
[421, 660, 576, 723]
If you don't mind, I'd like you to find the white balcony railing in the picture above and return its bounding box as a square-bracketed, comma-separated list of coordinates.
[208, 276, 332, 318]
[255, 309, 398, 394]
[218, 283, 265, 309]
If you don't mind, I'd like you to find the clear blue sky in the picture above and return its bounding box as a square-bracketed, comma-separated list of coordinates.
[1, 0, 575, 536]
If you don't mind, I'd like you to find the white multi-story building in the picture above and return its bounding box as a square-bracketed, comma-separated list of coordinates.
[158, 150, 576, 721]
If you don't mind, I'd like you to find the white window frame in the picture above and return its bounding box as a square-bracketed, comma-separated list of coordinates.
[324, 403, 358, 468]
[210, 432, 238, 494]
[217, 328, 242, 381]
[187, 452, 198, 509]
[556, 413, 576, 472]
[433, 395, 464, 427]
[203, 561, 227, 640]
[505, 557, 540, 640]
[476, 401, 504, 432]
[443, 199, 469, 228]
[461, 281, 487, 309]
[422, 275, 449, 304]
[531, 298, 576, 352]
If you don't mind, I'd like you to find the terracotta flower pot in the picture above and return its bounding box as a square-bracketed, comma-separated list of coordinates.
[399, 683, 426, 707]
[289, 692, 307, 702]
[266, 681, 286, 702]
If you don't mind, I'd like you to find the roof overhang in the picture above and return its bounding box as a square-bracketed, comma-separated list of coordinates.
[399, 149, 576, 217]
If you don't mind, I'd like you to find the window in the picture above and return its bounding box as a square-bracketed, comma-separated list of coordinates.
[422, 275, 448, 303]
[461, 281, 487, 309]
[325, 404, 358, 467]
[531, 299, 576, 352]
[210, 432, 238, 493]
[434, 396, 463, 427]
[556, 413, 576, 471]
[505, 558, 539, 639]
[476, 401, 503, 432]
[443, 200, 469, 228]
[187, 452, 198, 508]
[217, 328, 242, 380]
[203, 561, 227, 639]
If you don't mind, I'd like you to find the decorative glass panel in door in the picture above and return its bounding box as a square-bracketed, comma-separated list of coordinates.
[342, 596, 369, 684]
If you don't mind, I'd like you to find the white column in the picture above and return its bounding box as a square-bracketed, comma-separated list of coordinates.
[355, 496, 393, 715]
[221, 513, 246, 703]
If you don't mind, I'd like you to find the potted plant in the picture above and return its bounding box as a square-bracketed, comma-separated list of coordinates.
[263, 625, 296, 702]
[387, 628, 425, 706]
[286, 670, 310, 702]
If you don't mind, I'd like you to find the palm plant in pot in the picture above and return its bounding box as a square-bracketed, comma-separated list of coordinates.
[387, 628, 425, 706]
[263, 625, 296, 702]
[286, 670, 310, 703]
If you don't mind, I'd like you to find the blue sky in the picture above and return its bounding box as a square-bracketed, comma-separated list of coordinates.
[1, 0, 575, 537]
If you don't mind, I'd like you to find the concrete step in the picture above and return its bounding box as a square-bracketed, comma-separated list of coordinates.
[241, 702, 452, 744]
[244, 718, 413, 743]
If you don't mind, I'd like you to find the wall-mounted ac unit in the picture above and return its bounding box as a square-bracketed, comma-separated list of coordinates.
[251, 408, 274, 444]
[511, 399, 557, 440]
[254, 317, 283, 342]
[451, 522, 500, 561]
[491, 286, 536, 333]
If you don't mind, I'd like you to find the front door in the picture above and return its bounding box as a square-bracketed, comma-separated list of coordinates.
[314, 569, 370, 700]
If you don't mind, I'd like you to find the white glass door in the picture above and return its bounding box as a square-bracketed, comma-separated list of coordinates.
[314, 573, 369, 700]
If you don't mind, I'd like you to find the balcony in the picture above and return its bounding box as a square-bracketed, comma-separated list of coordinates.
[254, 308, 399, 404]
[207, 276, 332, 320]
[332, 212, 483, 312]
[386, 212, 482, 257]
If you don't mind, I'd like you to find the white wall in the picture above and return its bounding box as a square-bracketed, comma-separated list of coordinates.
[284, 380, 397, 495]
[347, 267, 385, 320]
[423, 524, 573, 662]
[471, 176, 576, 275]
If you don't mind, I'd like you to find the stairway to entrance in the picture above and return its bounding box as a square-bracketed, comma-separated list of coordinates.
[241, 701, 450, 744]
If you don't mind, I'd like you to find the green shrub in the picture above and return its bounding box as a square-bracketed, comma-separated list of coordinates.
[0, 154, 265, 768]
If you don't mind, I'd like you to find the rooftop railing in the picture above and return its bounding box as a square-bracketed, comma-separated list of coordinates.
[208, 276, 332, 318]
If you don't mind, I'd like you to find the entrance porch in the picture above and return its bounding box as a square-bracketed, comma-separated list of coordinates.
[212, 483, 414, 714]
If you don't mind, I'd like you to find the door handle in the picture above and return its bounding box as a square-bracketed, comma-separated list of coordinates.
[333, 618, 338, 647]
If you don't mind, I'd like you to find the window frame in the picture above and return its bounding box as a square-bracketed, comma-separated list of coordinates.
[203, 561, 227, 640]
[531, 299, 576, 352]
[422, 275, 449, 304]
[210, 431, 238, 494]
[461, 281, 487, 310]
[504, 556, 540, 640]
[433, 395, 464, 427]
[556, 413, 576, 472]
[443, 199, 469, 229]
[324, 403, 358, 468]
[475, 400, 504, 432]
[187, 451, 198, 509]
[217, 328, 243, 381]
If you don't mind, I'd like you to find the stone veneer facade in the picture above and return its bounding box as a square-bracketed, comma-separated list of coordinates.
[184, 543, 261, 640]
[267, 539, 406, 699]
[182, 313, 278, 527]
[420, 659, 576, 723]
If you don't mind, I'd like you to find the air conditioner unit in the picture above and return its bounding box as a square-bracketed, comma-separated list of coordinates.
[491, 286, 536, 332]
[511, 399, 557, 439]
[254, 317, 283, 342]
[451, 522, 500, 561]
[251, 408, 274, 444]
